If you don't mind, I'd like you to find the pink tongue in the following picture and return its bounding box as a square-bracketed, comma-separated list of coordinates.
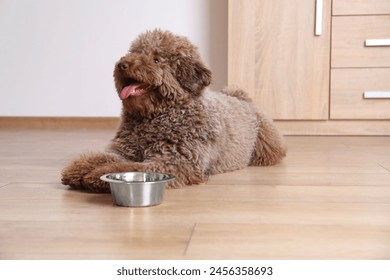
[120, 83, 147, 100]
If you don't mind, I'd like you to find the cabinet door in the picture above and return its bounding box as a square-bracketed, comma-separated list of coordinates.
[229, 0, 331, 120]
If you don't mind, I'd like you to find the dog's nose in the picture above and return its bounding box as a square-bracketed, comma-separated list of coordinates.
[118, 62, 129, 71]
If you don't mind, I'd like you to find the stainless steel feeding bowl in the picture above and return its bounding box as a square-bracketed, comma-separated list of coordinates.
[100, 172, 175, 207]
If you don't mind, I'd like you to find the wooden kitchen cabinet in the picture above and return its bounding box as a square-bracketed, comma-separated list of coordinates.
[229, 0, 390, 135]
[331, 68, 390, 119]
[331, 6, 390, 121]
[332, 0, 390, 16]
[332, 15, 390, 68]
[229, 0, 332, 120]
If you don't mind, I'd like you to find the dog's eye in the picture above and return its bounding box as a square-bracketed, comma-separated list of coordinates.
[154, 58, 160, 64]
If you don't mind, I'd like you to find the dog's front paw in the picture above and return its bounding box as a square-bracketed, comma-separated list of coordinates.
[61, 158, 93, 189]
[61, 152, 123, 190]
[82, 167, 113, 193]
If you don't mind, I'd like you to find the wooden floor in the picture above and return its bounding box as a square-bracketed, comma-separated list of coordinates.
[0, 129, 389, 260]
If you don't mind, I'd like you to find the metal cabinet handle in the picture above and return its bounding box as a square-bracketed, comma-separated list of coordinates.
[365, 39, 390, 47]
[364, 92, 390, 99]
[315, 0, 323, 36]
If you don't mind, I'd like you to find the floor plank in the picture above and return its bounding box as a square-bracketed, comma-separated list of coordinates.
[185, 223, 390, 259]
[0, 130, 389, 259]
[207, 169, 390, 186]
[0, 221, 190, 260]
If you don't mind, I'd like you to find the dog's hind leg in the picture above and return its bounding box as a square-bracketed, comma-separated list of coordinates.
[249, 111, 287, 166]
[61, 152, 125, 193]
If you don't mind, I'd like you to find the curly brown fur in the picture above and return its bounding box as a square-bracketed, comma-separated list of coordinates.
[61, 29, 287, 193]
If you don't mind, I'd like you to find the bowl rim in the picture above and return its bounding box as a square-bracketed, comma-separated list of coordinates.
[100, 171, 176, 185]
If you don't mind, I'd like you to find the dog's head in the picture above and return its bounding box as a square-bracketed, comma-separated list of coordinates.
[114, 29, 212, 117]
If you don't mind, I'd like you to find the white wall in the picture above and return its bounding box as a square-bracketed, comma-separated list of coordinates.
[0, 0, 227, 117]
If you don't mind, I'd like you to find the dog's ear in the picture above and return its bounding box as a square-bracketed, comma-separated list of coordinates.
[175, 56, 212, 96]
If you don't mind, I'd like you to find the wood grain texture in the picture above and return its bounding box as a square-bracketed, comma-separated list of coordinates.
[229, 0, 331, 120]
[274, 120, 390, 135]
[186, 223, 390, 259]
[331, 68, 390, 119]
[333, 0, 390, 16]
[332, 15, 390, 68]
[0, 130, 389, 259]
[228, 0, 256, 99]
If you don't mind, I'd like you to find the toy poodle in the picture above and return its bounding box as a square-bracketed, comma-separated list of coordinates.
[61, 29, 287, 192]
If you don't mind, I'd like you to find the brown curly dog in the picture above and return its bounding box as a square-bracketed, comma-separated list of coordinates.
[61, 29, 287, 193]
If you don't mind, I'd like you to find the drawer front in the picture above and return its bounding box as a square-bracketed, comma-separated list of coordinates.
[331, 68, 390, 119]
[333, 0, 390, 15]
[332, 15, 390, 68]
